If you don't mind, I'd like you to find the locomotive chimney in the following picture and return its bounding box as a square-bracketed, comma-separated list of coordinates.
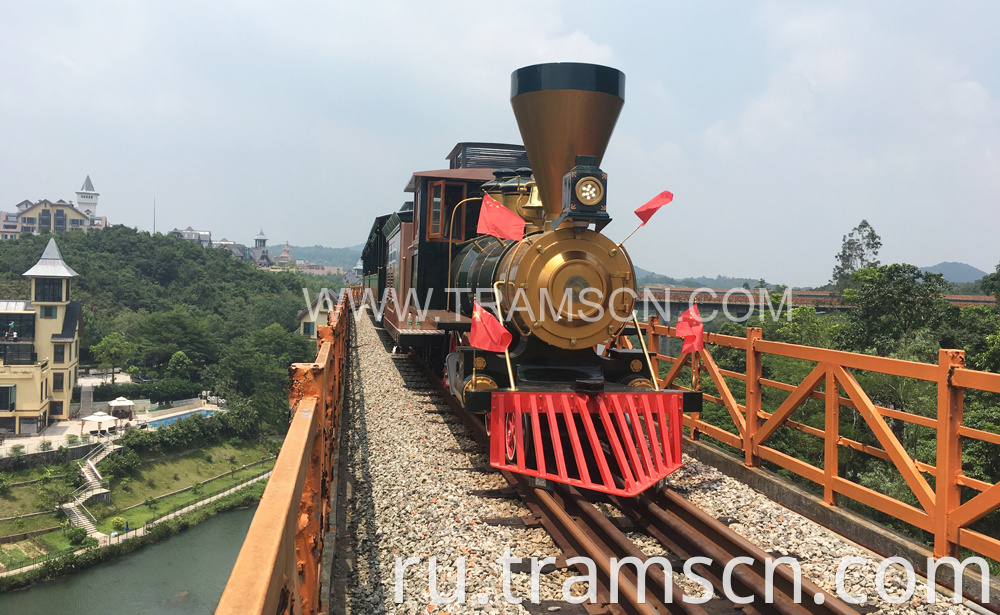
[510, 63, 625, 228]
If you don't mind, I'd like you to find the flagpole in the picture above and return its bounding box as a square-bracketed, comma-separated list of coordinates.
[614, 222, 643, 252]
[632, 310, 660, 391]
[492, 282, 517, 391]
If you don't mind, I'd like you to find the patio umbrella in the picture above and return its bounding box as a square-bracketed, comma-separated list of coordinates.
[107, 397, 135, 420]
[80, 411, 119, 436]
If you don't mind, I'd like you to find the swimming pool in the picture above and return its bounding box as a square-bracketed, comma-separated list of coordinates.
[146, 408, 216, 428]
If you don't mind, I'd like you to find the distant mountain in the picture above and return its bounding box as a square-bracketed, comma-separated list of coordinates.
[920, 262, 988, 284]
[289, 245, 361, 269]
[634, 266, 765, 289]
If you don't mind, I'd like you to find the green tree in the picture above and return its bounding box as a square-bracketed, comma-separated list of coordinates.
[91, 331, 138, 384]
[981, 263, 1000, 303]
[165, 350, 196, 380]
[830, 220, 881, 290]
[836, 264, 950, 355]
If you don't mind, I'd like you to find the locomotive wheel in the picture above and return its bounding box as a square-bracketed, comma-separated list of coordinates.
[504, 411, 535, 466]
[504, 410, 518, 462]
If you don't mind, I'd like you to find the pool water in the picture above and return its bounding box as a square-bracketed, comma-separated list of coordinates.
[146, 409, 216, 428]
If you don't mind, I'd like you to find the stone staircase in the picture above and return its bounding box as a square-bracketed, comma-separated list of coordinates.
[61, 502, 97, 534]
[61, 442, 119, 536]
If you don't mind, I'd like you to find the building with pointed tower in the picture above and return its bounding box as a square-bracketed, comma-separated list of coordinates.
[219, 229, 274, 267]
[0, 239, 81, 434]
[76, 176, 99, 221]
[274, 241, 293, 267]
[0, 176, 107, 240]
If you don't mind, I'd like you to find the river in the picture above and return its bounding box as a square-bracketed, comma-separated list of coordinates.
[0, 505, 256, 614]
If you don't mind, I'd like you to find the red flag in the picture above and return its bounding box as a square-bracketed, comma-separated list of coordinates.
[469, 301, 512, 352]
[477, 193, 525, 241]
[633, 190, 674, 226]
[676, 305, 704, 353]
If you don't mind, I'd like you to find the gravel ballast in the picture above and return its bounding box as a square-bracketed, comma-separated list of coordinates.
[339, 311, 985, 614]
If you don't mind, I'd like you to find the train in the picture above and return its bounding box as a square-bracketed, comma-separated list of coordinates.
[361, 63, 701, 497]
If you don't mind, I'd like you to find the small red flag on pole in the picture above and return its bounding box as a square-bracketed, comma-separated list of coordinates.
[676, 304, 704, 353]
[477, 193, 525, 241]
[633, 190, 674, 226]
[469, 301, 512, 352]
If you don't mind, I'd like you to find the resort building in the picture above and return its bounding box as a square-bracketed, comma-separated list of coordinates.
[0, 239, 81, 435]
[169, 226, 213, 247]
[218, 230, 274, 268]
[296, 293, 336, 339]
[0, 176, 108, 240]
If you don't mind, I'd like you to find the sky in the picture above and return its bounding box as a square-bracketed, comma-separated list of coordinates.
[1, 1, 998, 287]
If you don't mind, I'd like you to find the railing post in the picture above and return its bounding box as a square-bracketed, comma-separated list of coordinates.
[824, 366, 839, 506]
[647, 315, 660, 383]
[744, 327, 762, 467]
[934, 349, 964, 559]
[690, 352, 701, 441]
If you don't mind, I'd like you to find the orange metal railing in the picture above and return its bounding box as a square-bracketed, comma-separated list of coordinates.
[636, 316, 1000, 562]
[217, 287, 360, 615]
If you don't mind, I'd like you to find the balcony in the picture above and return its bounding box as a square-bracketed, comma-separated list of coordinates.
[0, 343, 37, 365]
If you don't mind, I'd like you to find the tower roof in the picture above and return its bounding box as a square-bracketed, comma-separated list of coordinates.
[22, 238, 79, 278]
[80, 175, 95, 192]
[256, 229, 267, 239]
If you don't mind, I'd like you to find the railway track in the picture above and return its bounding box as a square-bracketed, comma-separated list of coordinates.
[397, 345, 860, 615]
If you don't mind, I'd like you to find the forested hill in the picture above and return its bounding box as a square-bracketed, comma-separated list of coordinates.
[0, 227, 332, 352]
[288, 245, 361, 269]
[920, 261, 988, 284]
[0, 227, 331, 429]
[634, 266, 764, 289]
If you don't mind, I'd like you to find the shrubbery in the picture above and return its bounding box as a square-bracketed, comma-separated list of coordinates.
[112, 404, 260, 457]
[98, 448, 142, 479]
[66, 526, 88, 545]
[92, 378, 203, 403]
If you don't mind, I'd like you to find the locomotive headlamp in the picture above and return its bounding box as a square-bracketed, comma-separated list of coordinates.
[559, 154, 610, 230]
[575, 177, 604, 206]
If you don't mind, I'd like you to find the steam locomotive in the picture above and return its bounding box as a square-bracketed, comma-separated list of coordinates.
[362, 63, 700, 496]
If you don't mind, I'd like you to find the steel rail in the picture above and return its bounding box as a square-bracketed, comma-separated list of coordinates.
[413, 352, 857, 615]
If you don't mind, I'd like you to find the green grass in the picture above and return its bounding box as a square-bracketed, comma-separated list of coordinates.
[105, 443, 271, 511]
[0, 478, 76, 519]
[0, 513, 60, 539]
[0, 532, 75, 572]
[0, 544, 32, 569]
[36, 529, 75, 553]
[93, 459, 273, 533]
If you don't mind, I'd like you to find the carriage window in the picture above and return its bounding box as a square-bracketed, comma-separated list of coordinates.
[426, 181, 468, 241]
[428, 183, 442, 237]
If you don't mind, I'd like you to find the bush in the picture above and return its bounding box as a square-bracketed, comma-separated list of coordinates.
[111, 517, 127, 532]
[38, 440, 53, 451]
[92, 379, 202, 404]
[66, 434, 79, 446]
[0, 475, 11, 496]
[98, 448, 141, 479]
[67, 526, 88, 545]
[9, 444, 24, 457]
